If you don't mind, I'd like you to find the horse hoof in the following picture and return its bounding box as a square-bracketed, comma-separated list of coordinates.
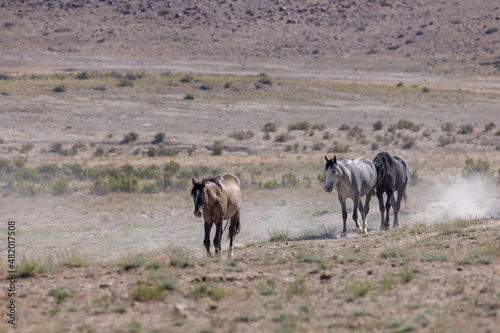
[356, 227, 363, 234]
[340, 233, 347, 238]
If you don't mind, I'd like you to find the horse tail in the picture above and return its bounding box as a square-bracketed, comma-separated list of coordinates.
[225, 211, 241, 241]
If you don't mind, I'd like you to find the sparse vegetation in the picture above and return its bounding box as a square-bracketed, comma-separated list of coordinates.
[458, 124, 474, 134]
[211, 141, 224, 155]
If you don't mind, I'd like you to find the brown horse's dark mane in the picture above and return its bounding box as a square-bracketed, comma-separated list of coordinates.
[190, 177, 222, 198]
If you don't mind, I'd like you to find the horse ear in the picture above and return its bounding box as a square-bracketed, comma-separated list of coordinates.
[325, 156, 329, 162]
[202, 178, 207, 184]
[333, 155, 337, 164]
[192, 178, 197, 186]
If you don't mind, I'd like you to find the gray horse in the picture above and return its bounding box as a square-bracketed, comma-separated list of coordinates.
[324, 156, 377, 236]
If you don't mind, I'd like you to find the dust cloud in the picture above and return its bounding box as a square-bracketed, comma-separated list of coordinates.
[431, 175, 498, 220]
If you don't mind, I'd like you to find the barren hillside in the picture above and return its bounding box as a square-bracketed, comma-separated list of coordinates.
[1, 0, 500, 74]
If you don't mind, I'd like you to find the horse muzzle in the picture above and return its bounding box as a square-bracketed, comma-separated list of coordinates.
[324, 186, 333, 193]
[193, 210, 202, 218]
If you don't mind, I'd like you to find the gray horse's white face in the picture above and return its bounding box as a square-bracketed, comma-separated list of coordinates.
[324, 156, 342, 193]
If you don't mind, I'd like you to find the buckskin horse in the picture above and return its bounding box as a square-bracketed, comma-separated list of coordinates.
[191, 173, 241, 257]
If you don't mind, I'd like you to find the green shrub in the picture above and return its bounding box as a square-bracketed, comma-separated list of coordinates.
[484, 122, 496, 131]
[347, 125, 363, 138]
[52, 177, 70, 195]
[458, 124, 474, 134]
[122, 132, 139, 144]
[168, 247, 196, 268]
[229, 130, 254, 140]
[13, 155, 28, 168]
[275, 133, 293, 142]
[184, 93, 194, 100]
[288, 121, 310, 131]
[399, 264, 416, 283]
[211, 141, 224, 156]
[76, 71, 92, 80]
[53, 85, 67, 93]
[372, 120, 384, 131]
[329, 142, 350, 153]
[262, 122, 278, 132]
[257, 72, 272, 85]
[339, 124, 351, 131]
[282, 172, 300, 188]
[438, 135, 455, 146]
[153, 132, 166, 143]
[312, 141, 325, 151]
[180, 73, 194, 83]
[117, 78, 133, 87]
[259, 179, 280, 190]
[143, 183, 158, 193]
[397, 120, 420, 132]
[94, 147, 105, 157]
[20, 143, 34, 153]
[50, 288, 74, 303]
[463, 158, 490, 177]
[344, 279, 371, 297]
[92, 177, 111, 195]
[401, 136, 416, 149]
[441, 122, 455, 133]
[199, 83, 213, 90]
[109, 175, 139, 193]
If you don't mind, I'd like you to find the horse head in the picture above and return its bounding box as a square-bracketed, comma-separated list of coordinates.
[191, 178, 208, 217]
[324, 156, 342, 193]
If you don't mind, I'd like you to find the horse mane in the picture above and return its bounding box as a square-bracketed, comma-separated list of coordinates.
[190, 177, 223, 197]
[205, 177, 223, 189]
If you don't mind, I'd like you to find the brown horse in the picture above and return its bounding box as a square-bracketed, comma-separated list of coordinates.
[191, 173, 241, 258]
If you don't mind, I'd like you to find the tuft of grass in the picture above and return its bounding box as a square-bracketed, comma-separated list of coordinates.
[17, 256, 42, 278]
[344, 278, 371, 297]
[59, 250, 87, 268]
[211, 141, 223, 156]
[398, 264, 416, 283]
[288, 273, 307, 295]
[379, 274, 395, 292]
[131, 282, 165, 301]
[258, 279, 277, 296]
[50, 288, 73, 304]
[168, 247, 195, 268]
[191, 283, 208, 300]
[268, 228, 290, 242]
[116, 253, 146, 270]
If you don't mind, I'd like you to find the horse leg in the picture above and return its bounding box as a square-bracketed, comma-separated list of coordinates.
[385, 190, 394, 229]
[393, 186, 406, 227]
[204, 222, 212, 257]
[377, 190, 386, 230]
[362, 192, 373, 234]
[228, 212, 240, 258]
[339, 195, 348, 237]
[213, 221, 223, 256]
[352, 196, 362, 234]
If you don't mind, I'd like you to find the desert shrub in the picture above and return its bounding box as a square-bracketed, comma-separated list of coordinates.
[211, 141, 224, 156]
[401, 136, 416, 149]
[422, 87, 430, 93]
[229, 130, 254, 140]
[122, 132, 138, 144]
[463, 158, 490, 177]
[94, 147, 105, 157]
[317, 170, 325, 183]
[288, 273, 307, 295]
[223, 81, 233, 89]
[52, 85, 67, 93]
[257, 72, 272, 85]
[262, 122, 278, 132]
[117, 78, 133, 87]
[19, 143, 34, 153]
[76, 71, 92, 80]
[441, 122, 455, 133]
[168, 248, 195, 268]
[180, 73, 194, 83]
[347, 125, 363, 138]
[143, 183, 158, 193]
[312, 123, 326, 131]
[184, 93, 194, 100]
[288, 121, 310, 131]
[92, 177, 111, 195]
[153, 132, 165, 143]
[372, 120, 384, 131]
[312, 141, 325, 151]
[338, 124, 350, 131]
[109, 175, 139, 193]
[329, 142, 350, 153]
[457, 124, 474, 135]
[410, 169, 419, 186]
[344, 279, 371, 297]
[282, 172, 300, 188]
[50, 288, 74, 303]
[399, 264, 416, 283]
[275, 133, 293, 142]
[164, 161, 181, 175]
[438, 135, 455, 146]
[52, 177, 70, 196]
[16, 256, 41, 278]
[484, 122, 496, 132]
[258, 179, 280, 190]
[146, 146, 157, 157]
[0, 73, 11, 80]
[13, 155, 28, 168]
[199, 83, 212, 90]
[397, 120, 420, 132]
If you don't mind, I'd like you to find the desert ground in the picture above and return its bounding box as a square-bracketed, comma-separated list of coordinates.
[1, 1, 500, 332]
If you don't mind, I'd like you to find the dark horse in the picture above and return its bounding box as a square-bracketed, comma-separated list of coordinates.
[372, 152, 409, 230]
[191, 173, 241, 257]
